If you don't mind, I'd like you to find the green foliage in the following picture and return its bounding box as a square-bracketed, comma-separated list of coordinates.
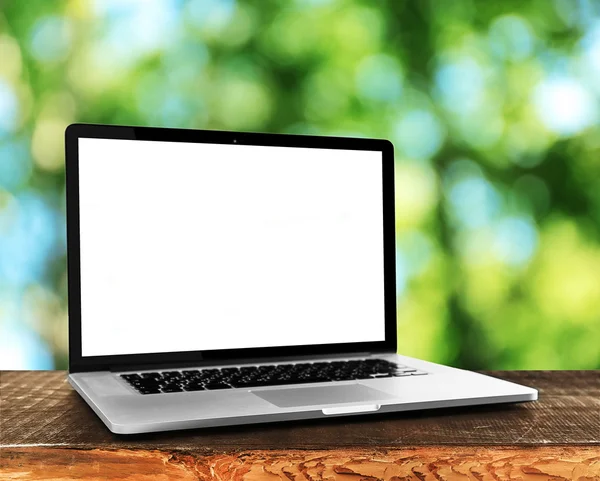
[1, 0, 599, 369]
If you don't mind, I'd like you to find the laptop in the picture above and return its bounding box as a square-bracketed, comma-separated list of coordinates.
[64, 123, 537, 434]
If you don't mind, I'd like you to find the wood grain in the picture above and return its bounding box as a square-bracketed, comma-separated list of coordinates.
[2, 447, 600, 480]
[2, 371, 599, 449]
[2, 371, 600, 480]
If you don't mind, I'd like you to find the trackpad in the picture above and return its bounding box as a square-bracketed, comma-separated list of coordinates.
[252, 384, 395, 408]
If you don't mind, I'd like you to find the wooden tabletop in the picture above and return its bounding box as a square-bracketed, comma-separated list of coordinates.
[1, 370, 599, 480]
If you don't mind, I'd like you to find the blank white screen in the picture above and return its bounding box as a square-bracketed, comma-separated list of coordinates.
[78, 137, 386, 356]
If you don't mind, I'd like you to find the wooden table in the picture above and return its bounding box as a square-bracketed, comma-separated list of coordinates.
[1, 371, 599, 480]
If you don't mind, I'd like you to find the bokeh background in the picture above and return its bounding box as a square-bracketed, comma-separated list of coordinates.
[1, 0, 599, 370]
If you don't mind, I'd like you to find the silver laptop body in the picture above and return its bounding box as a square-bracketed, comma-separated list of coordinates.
[65, 124, 537, 434]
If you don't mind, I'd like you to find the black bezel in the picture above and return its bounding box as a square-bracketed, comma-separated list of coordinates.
[65, 123, 397, 373]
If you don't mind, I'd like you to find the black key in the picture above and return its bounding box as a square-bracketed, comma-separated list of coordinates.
[231, 378, 286, 388]
[161, 386, 183, 393]
[240, 366, 258, 373]
[182, 370, 200, 376]
[140, 372, 162, 379]
[160, 380, 181, 388]
[284, 377, 318, 385]
[184, 384, 205, 391]
[293, 363, 311, 369]
[138, 381, 161, 388]
[201, 369, 219, 375]
[221, 368, 239, 375]
[230, 381, 262, 388]
[139, 388, 160, 395]
[295, 377, 326, 384]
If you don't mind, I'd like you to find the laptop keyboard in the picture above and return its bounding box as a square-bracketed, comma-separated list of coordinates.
[120, 359, 428, 395]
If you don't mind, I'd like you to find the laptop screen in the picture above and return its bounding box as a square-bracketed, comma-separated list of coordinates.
[77, 137, 386, 357]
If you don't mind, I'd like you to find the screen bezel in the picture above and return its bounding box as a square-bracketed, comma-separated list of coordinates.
[65, 123, 396, 373]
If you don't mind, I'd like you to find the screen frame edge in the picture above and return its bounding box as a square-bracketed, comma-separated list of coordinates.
[65, 123, 397, 373]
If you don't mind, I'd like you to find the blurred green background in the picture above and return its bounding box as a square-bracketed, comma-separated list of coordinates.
[1, 0, 599, 370]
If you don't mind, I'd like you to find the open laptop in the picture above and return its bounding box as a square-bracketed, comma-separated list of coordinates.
[64, 123, 537, 434]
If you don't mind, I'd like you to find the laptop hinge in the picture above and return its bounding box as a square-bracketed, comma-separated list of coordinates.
[107, 351, 383, 373]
